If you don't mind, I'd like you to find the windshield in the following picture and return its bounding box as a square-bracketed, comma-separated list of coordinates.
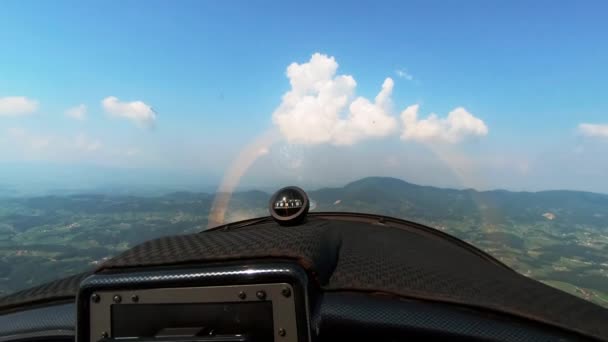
[1, 2, 607, 308]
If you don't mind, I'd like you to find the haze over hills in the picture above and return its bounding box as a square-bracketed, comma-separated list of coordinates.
[0, 177, 607, 307]
[311, 177, 608, 226]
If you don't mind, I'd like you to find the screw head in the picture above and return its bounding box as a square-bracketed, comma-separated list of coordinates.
[278, 328, 286, 337]
[101, 331, 109, 338]
[113, 294, 122, 303]
[131, 294, 139, 302]
[91, 293, 100, 303]
[256, 290, 266, 300]
[238, 291, 246, 300]
[281, 287, 291, 298]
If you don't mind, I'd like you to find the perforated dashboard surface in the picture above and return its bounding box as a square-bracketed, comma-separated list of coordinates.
[0, 272, 91, 312]
[1, 214, 607, 341]
[0, 303, 74, 339]
[97, 215, 608, 340]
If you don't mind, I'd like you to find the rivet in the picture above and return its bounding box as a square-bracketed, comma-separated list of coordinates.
[278, 328, 286, 337]
[91, 293, 100, 303]
[113, 294, 122, 303]
[131, 294, 139, 302]
[256, 290, 266, 300]
[238, 291, 246, 300]
[281, 287, 291, 298]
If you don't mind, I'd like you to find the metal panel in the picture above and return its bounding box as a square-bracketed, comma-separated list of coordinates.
[90, 283, 297, 342]
[78, 263, 311, 342]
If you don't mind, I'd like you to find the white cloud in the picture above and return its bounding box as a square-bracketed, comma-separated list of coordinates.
[400, 104, 488, 143]
[3, 128, 105, 158]
[272, 53, 397, 145]
[102, 96, 156, 127]
[6, 127, 51, 150]
[65, 104, 87, 120]
[0, 128, 160, 169]
[74, 134, 102, 152]
[395, 69, 413, 81]
[578, 123, 608, 138]
[0, 96, 38, 116]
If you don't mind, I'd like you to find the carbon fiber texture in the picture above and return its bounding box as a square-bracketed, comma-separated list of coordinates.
[100, 222, 337, 281]
[327, 222, 607, 339]
[96, 218, 608, 340]
[0, 272, 91, 312]
[1, 217, 607, 340]
[315, 292, 579, 341]
[0, 303, 74, 337]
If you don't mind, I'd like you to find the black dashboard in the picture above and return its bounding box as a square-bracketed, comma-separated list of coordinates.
[1, 212, 607, 341]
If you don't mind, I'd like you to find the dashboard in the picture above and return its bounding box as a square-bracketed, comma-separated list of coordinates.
[1, 189, 607, 342]
[2, 260, 594, 342]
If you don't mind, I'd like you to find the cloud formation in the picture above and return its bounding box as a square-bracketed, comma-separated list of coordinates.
[272, 53, 487, 146]
[102, 96, 156, 127]
[7, 127, 50, 149]
[0, 96, 38, 116]
[400, 105, 488, 143]
[272, 53, 397, 145]
[578, 123, 608, 138]
[395, 69, 414, 81]
[6, 128, 105, 154]
[75, 133, 102, 152]
[65, 104, 87, 120]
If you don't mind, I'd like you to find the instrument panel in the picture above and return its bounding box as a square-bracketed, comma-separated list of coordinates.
[2, 211, 606, 342]
[77, 263, 311, 342]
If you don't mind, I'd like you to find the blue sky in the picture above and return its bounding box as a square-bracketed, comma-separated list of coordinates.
[1, 1, 607, 194]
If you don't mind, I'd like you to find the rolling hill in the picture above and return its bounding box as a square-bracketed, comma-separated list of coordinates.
[0, 177, 607, 306]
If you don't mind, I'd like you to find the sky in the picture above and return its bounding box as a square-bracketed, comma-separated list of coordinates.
[0, 0, 607, 194]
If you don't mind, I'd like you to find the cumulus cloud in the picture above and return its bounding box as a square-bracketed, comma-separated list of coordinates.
[272, 53, 397, 145]
[395, 69, 414, 81]
[400, 105, 488, 143]
[578, 123, 608, 138]
[0, 96, 38, 116]
[65, 104, 87, 120]
[102, 96, 156, 127]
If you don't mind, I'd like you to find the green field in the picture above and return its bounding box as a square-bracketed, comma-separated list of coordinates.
[0, 177, 607, 308]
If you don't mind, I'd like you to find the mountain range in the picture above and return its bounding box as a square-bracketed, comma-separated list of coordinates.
[307, 177, 608, 227]
[0, 177, 607, 306]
